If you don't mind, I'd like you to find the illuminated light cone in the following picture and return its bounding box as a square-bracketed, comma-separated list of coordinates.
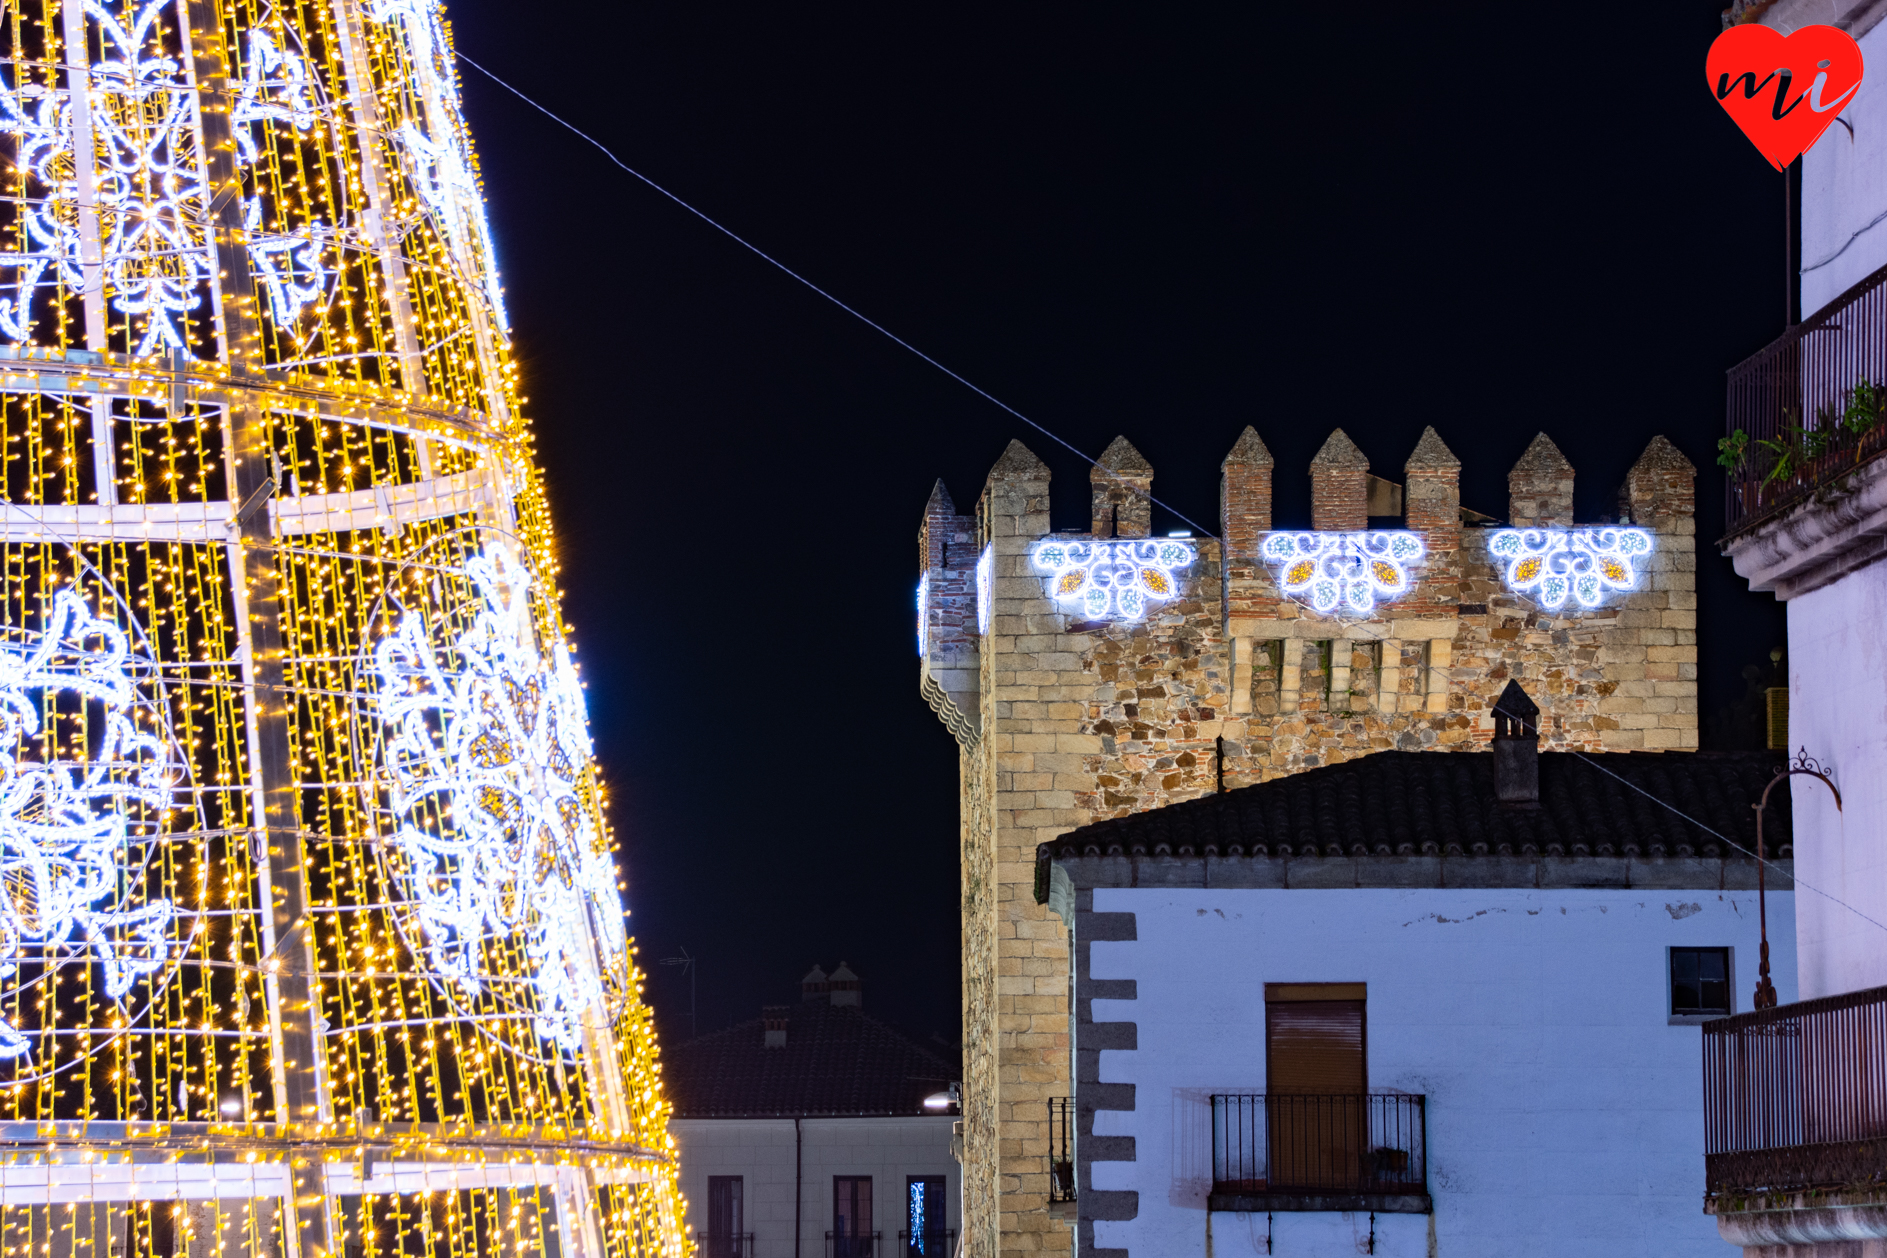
[0, 0, 682, 1253]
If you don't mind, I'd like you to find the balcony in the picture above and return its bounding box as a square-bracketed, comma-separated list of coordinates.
[1722, 259, 1887, 539]
[895, 1229, 955, 1257]
[1048, 1096, 1075, 1205]
[1703, 984, 1887, 1198]
[1209, 1093, 1430, 1214]
[827, 1232, 881, 1258]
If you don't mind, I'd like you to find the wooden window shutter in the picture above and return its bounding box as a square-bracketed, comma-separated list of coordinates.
[1266, 984, 1365, 1094]
[1264, 984, 1367, 1190]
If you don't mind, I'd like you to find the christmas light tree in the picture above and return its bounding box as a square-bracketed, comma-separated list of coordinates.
[0, 0, 683, 1251]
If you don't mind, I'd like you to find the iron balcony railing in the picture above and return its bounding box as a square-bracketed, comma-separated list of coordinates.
[1724, 258, 1887, 537]
[695, 1233, 754, 1258]
[1703, 984, 1887, 1193]
[827, 1231, 881, 1258]
[1211, 1093, 1427, 1196]
[896, 1229, 955, 1257]
[1048, 1096, 1075, 1203]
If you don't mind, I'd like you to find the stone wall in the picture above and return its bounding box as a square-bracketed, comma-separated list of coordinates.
[917, 425, 1698, 1256]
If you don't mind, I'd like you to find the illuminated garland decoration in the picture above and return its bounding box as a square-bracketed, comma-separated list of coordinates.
[371, 545, 624, 1055]
[0, 0, 689, 1245]
[0, 590, 175, 1058]
[1260, 531, 1425, 616]
[369, 0, 509, 328]
[976, 545, 993, 634]
[916, 577, 928, 656]
[1489, 527, 1653, 610]
[1032, 537, 1195, 621]
[233, 31, 330, 326]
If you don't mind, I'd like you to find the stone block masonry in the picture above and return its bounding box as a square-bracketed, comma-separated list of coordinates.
[916, 425, 1697, 1258]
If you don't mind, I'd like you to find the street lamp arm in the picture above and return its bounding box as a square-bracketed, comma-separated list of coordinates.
[1751, 748, 1842, 1010]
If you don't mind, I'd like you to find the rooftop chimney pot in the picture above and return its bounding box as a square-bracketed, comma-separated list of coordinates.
[762, 1005, 789, 1049]
[828, 961, 862, 1008]
[1492, 680, 1540, 807]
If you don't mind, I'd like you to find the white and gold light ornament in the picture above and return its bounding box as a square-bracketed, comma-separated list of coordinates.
[1032, 538, 1195, 621]
[1489, 527, 1652, 611]
[370, 544, 625, 1056]
[1261, 531, 1425, 616]
[0, 591, 177, 1059]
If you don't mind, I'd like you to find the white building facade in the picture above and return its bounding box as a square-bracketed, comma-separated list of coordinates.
[1711, 4, 1887, 1253]
[669, 1117, 960, 1258]
[663, 970, 962, 1258]
[1036, 710, 1796, 1258]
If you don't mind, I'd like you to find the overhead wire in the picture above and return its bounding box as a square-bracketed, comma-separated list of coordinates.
[451, 51, 1221, 541]
[1570, 749, 1887, 937]
[459, 50, 1887, 953]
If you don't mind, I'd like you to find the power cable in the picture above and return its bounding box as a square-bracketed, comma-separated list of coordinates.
[1570, 749, 1887, 937]
[455, 51, 1887, 951]
[452, 51, 1221, 541]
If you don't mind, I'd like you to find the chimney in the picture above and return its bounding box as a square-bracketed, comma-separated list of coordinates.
[800, 965, 829, 1003]
[763, 1005, 789, 1048]
[1492, 680, 1540, 807]
[828, 961, 861, 1008]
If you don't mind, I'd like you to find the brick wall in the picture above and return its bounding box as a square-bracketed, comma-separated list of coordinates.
[917, 426, 1698, 1256]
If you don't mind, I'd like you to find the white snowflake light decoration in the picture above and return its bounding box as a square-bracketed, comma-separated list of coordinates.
[1260, 531, 1425, 617]
[1489, 527, 1653, 611]
[370, 0, 509, 327]
[0, 591, 176, 1058]
[0, 0, 214, 352]
[1032, 537, 1195, 621]
[371, 545, 624, 1055]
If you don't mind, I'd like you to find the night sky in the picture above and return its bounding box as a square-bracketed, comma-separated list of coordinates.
[440, 1, 1794, 1048]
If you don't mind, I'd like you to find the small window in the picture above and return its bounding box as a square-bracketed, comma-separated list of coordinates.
[1671, 947, 1732, 1018]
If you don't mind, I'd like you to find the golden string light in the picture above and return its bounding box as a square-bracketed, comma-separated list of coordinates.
[0, 0, 684, 1252]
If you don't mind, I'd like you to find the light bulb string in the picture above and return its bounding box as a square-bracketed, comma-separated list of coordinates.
[451, 50, 1222, 544]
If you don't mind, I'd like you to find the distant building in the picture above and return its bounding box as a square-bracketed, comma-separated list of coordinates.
[667, 966, 962, 1258]
[1036, 684, 1794, 1258]
[1711, 4, 1887, 1253]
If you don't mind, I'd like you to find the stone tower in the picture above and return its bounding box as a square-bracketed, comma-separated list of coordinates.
[918, 427, 1697, 1257]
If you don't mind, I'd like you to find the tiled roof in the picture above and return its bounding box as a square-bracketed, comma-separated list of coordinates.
[1037, 750, 1792, 862]
[663, 1003, 960, 1118]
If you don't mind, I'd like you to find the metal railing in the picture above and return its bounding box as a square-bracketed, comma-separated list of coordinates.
[1048, 1096, 1075, 1203]
[1211, 1093, 1427, 1196]
[695, 1233, 754, 1258]
[827, 1232, 881, 1258]
[1724, 259, 1887, 537]
[1703, 984, 1887, 1192]
[896, 1229, 955, 1257]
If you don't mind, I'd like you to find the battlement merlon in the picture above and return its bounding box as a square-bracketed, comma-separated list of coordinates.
[917, 478, 979, 742]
